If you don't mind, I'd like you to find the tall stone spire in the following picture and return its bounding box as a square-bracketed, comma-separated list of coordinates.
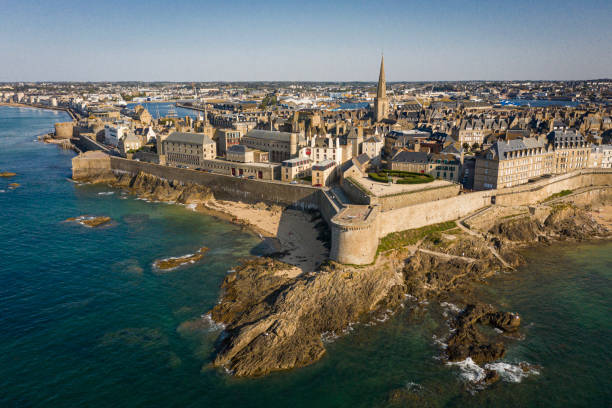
[374, 54, 388, 122]
[377, 55, 386, 99]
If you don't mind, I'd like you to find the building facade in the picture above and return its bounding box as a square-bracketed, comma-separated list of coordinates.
[474, 138, 553, 190]
[242, 129, 300, 163]
[161, 132, 216, 168]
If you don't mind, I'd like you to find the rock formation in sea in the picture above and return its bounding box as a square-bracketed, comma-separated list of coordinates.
[208, 202, 611, 377]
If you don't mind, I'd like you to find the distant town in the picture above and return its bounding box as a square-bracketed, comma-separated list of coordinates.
[2, 59, 611, 196]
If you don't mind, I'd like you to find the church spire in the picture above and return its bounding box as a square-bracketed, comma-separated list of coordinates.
[376, 55, 386, 99]
[374, 54, 388, 122]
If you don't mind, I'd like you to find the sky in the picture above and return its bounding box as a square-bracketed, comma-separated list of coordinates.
[0, 0, 610, 82]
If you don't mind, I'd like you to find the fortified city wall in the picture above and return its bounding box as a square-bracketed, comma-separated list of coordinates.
[71, 152, 612, 266]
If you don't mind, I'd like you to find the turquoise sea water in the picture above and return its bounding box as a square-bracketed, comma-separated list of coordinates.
[1, 106, 611, 407]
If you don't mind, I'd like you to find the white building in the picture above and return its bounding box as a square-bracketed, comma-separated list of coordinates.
[301, 135, 342, 166]
[362, 135, 384, 160]
[104, 123, 130, 147]
[589, 145, 612, 169]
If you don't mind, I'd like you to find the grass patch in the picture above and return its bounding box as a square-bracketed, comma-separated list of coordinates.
[543, 189, 573, 202]
[370, 170, 434, 184]
[368, 172, 390, 183]
[377, 221, 457, 253]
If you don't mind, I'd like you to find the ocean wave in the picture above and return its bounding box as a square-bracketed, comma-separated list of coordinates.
[98, 191, 115, 195]
[484, 361, 540, 383]
[446, 357, 486, 383]
[447, 358, 540, 385]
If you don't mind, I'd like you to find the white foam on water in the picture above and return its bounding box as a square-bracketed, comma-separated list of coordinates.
[432, 334, 448, 350]
[446, 357, 486, 383]
[200, 313, 226, 332]
[0, 190, 5, 193]
[97, 191, 115, 196]
[186, 203, 197, 211]
[484, 361, 540, 383]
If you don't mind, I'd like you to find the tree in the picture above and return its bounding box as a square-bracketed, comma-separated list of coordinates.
[471, 142, 480, 151]
[462, 143, 470, 151]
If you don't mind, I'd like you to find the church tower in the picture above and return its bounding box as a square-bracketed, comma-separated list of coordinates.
[374, 55, 389, 123]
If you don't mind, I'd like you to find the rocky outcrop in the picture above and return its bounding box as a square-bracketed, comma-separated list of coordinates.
[446, 303, 520, 365]
[65, 215, 111, 228]
[111, 172, 213, 205]
[207, 202, 610, 377]
[153, 247, 209, 271]
[210, 256, 405, 376]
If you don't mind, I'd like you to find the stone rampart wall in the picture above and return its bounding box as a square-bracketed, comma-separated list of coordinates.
[341, 178, 372, 205]
[494, 170, 612, 206]
[110, 157, 322, 209]
[377, 183, 461, 211]
[378, 191, 491, 237]
[318, 191, 341, 224]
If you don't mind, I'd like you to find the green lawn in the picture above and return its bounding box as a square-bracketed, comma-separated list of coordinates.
[377, 221, 457, 253]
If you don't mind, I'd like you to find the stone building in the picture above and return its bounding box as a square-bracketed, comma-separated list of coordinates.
[547, 130, 590, 174]
[302, 135, 343, 166]
[589, 145, 612, 169]
[161, 132, 216, 168]
[312, 159, 337, 187]
[362, 135, 384, 160]
[214, 128, 242, 156]
[474, 138, 553, 190]
[391, 151, 460, 182]
[281, 158, 312, 182]
[226, 144, 268, 163]
[242, 129, 300, 163]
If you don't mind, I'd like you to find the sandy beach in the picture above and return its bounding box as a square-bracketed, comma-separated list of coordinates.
[591, 204, 612, 229]
[203, 199, 328, 274]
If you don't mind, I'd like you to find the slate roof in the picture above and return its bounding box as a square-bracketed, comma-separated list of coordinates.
[165, 132, 214, 145]
[391, 151, 428, 164]
[246, 129, 296, 142]
[488, 138, 545, 160]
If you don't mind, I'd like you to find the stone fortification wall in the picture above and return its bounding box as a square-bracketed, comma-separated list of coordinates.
[318, 190, 341, 224]
[494, 170, 612, 206]
[110, 157, 321, 209]
[377, 191, 491, 237]
[330, 206, 380, 265]
[72, 133, 110, 153]
[377, 183, 460, 211]
[72, 151, 112, 180]
[341, 178, 372, 205]
[54, 122, 74, 139]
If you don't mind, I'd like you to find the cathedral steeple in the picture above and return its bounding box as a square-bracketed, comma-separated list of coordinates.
[377, 55, 386, 99]
[374, 55, 388, 123]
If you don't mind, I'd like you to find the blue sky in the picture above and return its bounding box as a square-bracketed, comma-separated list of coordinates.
[1, 0, 610, 81]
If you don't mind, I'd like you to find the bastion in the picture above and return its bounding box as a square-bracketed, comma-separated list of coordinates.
[54, 122, 75, 139]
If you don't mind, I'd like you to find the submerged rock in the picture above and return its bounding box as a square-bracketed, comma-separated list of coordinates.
[0, 171, 16, 178]
[65, 215, 111, 228]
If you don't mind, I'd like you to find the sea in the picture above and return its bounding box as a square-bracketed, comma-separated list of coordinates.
[0, 106, 610, 407]
[126, 102, 200, 119]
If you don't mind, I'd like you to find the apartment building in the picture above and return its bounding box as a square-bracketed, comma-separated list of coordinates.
[474, 138, 553, 190]
[161, 132, 216, 168]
